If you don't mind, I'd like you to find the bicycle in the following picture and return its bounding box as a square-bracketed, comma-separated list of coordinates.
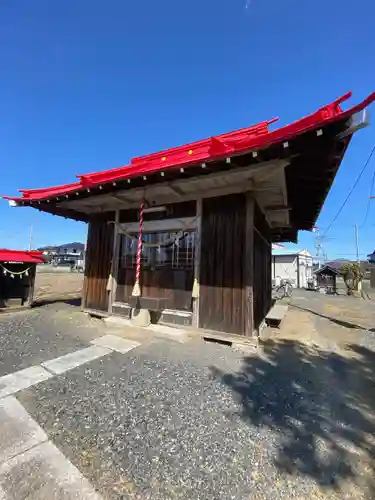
[272, 278, 293, 299]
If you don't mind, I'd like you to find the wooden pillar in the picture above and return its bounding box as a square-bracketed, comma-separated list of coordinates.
[244, 192, 254, 337]
[370, 268, 375, 289]
[296, 254, 300, 288]
[81, 223, 90, 311]
[108, 210, 120, 314]
[27, 264, 37, 306]
[193, 198, 202, 328]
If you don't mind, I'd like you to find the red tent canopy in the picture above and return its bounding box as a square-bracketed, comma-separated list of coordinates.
[0, 249, 45, 264]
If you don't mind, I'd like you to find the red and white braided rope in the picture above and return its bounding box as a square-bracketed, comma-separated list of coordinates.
[134, 200, 145, 290]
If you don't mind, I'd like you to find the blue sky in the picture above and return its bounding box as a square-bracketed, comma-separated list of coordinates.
[0, 0, 374, 259]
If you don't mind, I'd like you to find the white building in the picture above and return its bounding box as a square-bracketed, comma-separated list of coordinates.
[271, 246, 313, 288]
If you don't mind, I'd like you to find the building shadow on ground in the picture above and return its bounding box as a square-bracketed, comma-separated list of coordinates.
[211, 340, 375, 496]
[291, 303, 375, 332]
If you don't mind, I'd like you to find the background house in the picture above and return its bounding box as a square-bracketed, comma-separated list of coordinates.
[37, 242, 85, 265]
[38, 242, 84, 255]
[314, 264, 340, 294]
[325, 258, 372, 278]
[272, 246, 313, 288]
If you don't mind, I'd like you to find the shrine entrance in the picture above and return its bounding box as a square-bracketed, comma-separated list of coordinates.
[112, 214, 199, 324]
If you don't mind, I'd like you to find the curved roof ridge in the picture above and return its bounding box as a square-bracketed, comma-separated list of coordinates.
[3, 91, 375, 203]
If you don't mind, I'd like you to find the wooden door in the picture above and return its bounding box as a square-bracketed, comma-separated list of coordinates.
[116, 231, 195, 312]
[199, 194, 246, 334]
[84, 221, 114, 312]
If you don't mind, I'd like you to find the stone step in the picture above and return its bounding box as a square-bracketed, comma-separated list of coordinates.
[265, 304, 288, 328]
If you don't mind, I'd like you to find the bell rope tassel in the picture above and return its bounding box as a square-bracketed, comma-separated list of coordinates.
[192, 277, 200, 299]
[132, 199, 145, 297]
[106, 273, 113, 292]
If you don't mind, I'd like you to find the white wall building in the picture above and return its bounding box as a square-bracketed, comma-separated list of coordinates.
[271, 246, 313, 288]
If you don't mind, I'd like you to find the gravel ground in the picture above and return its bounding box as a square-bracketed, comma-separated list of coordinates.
[0, 303, 106, 376]
[1, 298, 375, 499]
[17, 340, 303, 500]
[17, 331, 375, 500]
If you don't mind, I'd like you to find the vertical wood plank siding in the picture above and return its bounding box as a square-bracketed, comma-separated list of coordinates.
[84, 221, 114, 312]
[253, 203, 272, 330]
[116, 266, 194, 312]
[244, 194, 254, 336]
[199, 193, 246, 334]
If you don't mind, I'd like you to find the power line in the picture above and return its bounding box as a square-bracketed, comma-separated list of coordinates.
[360, 145, 375, 227]
[330, 253, 368, 256]
[321, 143, 375, 239]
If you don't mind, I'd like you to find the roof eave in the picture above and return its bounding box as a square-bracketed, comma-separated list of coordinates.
[5, 91, 374, 205]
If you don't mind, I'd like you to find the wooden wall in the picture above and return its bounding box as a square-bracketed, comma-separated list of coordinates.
[84, 220, 114, 312]
[116, 265, 194, 311]
[199, 193, 246, 334]
[253, 202, 272, 330]
[84, 196, 272, 335]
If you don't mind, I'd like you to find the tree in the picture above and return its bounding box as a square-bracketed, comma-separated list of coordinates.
[340, 262, 362, 295]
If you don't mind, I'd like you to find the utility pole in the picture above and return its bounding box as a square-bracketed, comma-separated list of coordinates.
[314, 227, 322, 268]
[354, 223, 364, 295]
[28, 224, 33, 251]
[355, 223, 360, 263]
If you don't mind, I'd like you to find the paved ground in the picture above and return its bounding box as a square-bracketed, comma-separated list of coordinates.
[0, 296, 375, 498]
[289, 287, 375, 334]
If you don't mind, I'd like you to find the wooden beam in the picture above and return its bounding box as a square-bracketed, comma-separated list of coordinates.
[108, 210, 120, 314]
[264, 205, 291, 212]
[109, 193, 132, 208]
[37, 202, 89, 222]
[71, 180, 259, 214]
[167, 183, 184, 197]
[28, 265, 37, 306]
[337, 109, 369, 139]
[119, 216, 198, 233]
[81, 224, 91, 310]
[244, 193, 254, 337]
[54, 159, 290, 215]
[193, 199, 202, 328]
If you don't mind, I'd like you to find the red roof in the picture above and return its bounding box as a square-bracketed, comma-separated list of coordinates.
[0, 249, 45, 264]
[3, 90, 375, 203]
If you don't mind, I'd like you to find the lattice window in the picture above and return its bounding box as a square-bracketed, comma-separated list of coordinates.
[119, 231, 196, 270]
